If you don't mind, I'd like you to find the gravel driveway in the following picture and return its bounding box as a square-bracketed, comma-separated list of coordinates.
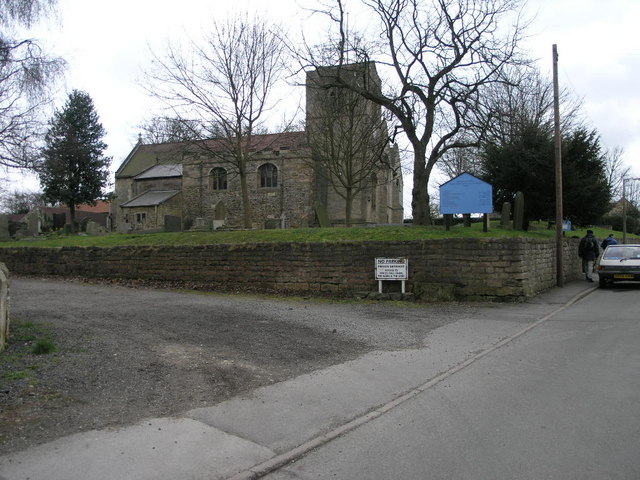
[1, 277, 481, 454]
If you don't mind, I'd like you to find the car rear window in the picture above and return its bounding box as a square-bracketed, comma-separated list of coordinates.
[603, 246, 640, 259]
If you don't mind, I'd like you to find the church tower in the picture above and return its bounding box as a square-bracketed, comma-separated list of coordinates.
[305, 63, 403, 225]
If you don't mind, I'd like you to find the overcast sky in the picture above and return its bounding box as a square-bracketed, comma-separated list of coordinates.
[10, 0, 640, 209]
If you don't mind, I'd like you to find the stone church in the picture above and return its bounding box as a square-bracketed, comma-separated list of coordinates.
[111, 63, 404, 231]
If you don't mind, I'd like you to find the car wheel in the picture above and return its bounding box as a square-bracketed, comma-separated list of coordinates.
[599, 277, 607, 288]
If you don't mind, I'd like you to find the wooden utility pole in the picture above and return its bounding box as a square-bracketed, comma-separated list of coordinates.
[553, 44, 564, 287]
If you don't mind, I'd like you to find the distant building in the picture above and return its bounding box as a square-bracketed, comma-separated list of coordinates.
[72, 200, 111, 214]
[111, 63, 403, 232]
[6, 205, 110, 236]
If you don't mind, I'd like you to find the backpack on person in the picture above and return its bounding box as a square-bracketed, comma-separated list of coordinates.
[584, 237, 595, 250]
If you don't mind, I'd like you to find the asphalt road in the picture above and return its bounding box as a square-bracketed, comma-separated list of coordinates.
[265, 284, 640, 480]
[4, 278, 636, 480]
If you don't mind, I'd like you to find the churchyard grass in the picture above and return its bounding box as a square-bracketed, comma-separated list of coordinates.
[0, 222, 625, 248]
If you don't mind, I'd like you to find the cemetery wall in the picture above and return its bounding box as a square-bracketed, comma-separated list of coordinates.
[0, 263, 9, 352]
[0, 238, 582, 301]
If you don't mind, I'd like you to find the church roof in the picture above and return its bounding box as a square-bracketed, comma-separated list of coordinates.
[134, 164, 182, 180]
[120, 190, 181, 208]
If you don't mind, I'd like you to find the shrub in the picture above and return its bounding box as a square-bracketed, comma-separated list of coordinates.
[32, 338, 57, 355]
[602, 214, 640, 234]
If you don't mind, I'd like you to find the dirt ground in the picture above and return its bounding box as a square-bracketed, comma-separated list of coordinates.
[1, 276, 479, 455]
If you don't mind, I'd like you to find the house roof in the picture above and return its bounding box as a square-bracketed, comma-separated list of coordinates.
[115, 131, 309, 179]
[8, 207, 109, 227]
[134, 164, 182, 180]
[120, 190, 181, 208]
[70, 200, 111, 213]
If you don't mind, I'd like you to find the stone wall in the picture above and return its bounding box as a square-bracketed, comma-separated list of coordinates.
[0, 237, 582, 301]
[0, 263, 8, 352]
[182, 150, 315, 229]
[122, 194, 183, 231]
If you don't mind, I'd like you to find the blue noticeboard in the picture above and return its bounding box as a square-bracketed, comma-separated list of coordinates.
[439, 173, 493, 215]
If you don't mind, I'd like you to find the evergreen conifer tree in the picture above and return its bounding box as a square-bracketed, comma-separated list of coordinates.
[39, 90, 111, 230]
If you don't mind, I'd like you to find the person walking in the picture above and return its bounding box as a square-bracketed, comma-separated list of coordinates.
[601, 233, 618, 250]
[578, 229, 600, 282]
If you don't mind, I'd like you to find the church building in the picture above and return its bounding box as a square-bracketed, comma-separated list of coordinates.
[111, 63, 404, 231]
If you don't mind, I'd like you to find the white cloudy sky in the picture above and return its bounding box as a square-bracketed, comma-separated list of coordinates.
[9, 0, 640, 211]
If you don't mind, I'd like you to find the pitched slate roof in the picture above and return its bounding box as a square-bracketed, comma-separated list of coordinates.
[120, 190, 181, 208]
[134, 164, 182, 180]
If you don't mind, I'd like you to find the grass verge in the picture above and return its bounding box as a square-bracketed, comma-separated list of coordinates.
[0, 222, 583, 249]
[0, 320, 56, 388]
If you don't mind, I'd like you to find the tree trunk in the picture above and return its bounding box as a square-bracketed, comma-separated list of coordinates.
[69, 203, 77, 233]
[345, 188, 353, 227]
[239, 164, 252, 229]
[411, 145, 431, 225]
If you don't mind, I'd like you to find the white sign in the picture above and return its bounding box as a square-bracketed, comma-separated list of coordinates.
[375, 258, 408, 280]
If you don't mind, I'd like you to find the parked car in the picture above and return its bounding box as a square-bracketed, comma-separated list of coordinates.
[597, 244, 640, 287]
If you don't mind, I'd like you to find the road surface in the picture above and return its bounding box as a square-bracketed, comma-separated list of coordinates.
[265, 284, 640, 479]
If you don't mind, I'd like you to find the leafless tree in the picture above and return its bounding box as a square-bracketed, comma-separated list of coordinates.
[1, 0, 65, 171]
[478, 66, 582, 145]
[602, 146, 630, 201]
[143, 14, 289, 228]
[137, 116, 207, 144]
[307, 65, 397, 226]
[438, 66, 582, 181]
[299, 0, 529, 224]
[0, 189, 44, 214]
[626, 181, 640, 211]
[437, 140, 483, 180]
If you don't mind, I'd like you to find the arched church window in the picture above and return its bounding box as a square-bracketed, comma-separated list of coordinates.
[259, 163, 278, 188]
[210, 167, 227, 190]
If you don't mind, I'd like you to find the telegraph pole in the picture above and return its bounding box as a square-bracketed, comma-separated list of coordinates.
[553, 44, 564, 287]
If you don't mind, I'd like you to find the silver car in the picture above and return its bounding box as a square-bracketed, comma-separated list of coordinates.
[597, 244, 640, 287]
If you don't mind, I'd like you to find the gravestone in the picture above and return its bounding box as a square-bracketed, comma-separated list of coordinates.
[164, 215, 182, 232]
[264, 219, 279, 229]
[53, 213, 66, 230]
[0, 215, 9, 240]
[23, 209, 40, 235]
[513, 191, 524, 231]
[500, 202, 511, 228]
[85, 221, 105, 235]
[191, 218, 212, 231]
[314, 201, 332, 228]
[213, 201, 226, 230]
[214, 201, 226, 221]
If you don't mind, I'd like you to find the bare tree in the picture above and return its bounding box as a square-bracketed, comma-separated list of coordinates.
[0, 189, 44, 214]
[144, 14, 288, 228]
[137, 116, 207, 144]
[1, 0, 65, 171]
[626, 181, 640, 212]
[438, 66, 582, 181]
[437, 140, 483, 180]
[603, 146, 630, 201]
[307, 65, 397, 226]
[478, 66, 583, 145]
[300, 0, 529, 224]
